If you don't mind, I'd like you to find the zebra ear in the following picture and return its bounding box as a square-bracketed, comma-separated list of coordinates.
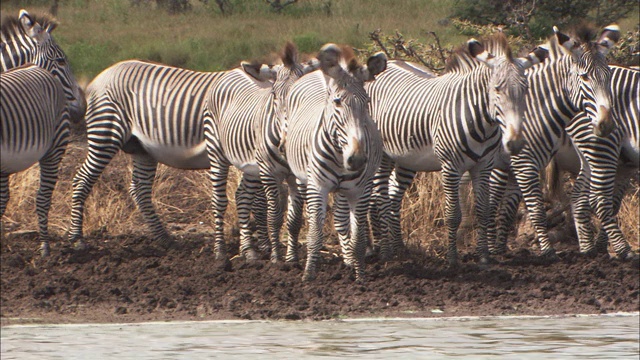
[303, 58, 320, 75]
[554, 26, 581, 58]
[468, 38, 496, 68]
[318, 43, 343, 78]
[282, 41, 298, 68]
[518, 45, 549, 69]
[365, 52, 387, 80]
[597, 24, 620, 56]
[241, 61, 275, 82]
[19, 9, 48, 42]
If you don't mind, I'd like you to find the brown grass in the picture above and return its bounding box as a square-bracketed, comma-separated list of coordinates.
[2, 137, 637, 256]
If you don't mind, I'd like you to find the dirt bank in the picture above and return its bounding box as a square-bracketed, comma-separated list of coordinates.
[1, 231, 638, 325]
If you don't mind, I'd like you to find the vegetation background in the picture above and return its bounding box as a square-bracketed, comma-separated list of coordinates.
[1, 0, 638, 257]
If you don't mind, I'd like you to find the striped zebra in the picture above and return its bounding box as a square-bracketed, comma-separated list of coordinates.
[1, 64, 69, 256]
[1, 10, 84, 120]
[276, 44, 387, 281]
[204, 43, 318, 261]
[492, 65, 638, 258]
[486, 24, 624, 259]
[364, 33, 543, 266]
[69, 46, 310, 255]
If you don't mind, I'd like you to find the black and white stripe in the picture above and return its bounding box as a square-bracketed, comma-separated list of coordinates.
[365, 33, 540, 265]
[1, 64, 69, 256]
[277, 44, 387, 281]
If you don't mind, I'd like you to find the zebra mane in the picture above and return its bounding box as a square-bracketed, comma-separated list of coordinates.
[545, 23, 601, 61]
[444, 32, 513, 74]
[1, 12, 58, 40]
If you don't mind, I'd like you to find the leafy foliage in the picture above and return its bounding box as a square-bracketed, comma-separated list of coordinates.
[452, 0, 639, 40]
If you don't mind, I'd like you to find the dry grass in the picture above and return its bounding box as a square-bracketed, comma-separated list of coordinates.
[2, 140, 638, 255]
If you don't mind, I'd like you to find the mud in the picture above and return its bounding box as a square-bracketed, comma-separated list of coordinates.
[1, 230, 638, 325]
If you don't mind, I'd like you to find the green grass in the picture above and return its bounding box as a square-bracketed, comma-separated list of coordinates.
[1, 0, 463, 78]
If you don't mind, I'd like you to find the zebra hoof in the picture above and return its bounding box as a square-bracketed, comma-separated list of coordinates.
[479, 256, 497, 265]
[243, 249, 260, 261]
[40, 243, 50, 258]
[618, 251, 638, 262]
[73, 240, 88, 251]
[489, 246, 507, 256]
[302, 271, 317, 282]
[158, 237, 176, 249]
[447, 256, 458, 268]
[216, 257, 233, 271]
[580, 248, 599, 258]
[540, 249, 559, 263]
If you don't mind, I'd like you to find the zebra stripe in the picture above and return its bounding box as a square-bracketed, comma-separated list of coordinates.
[279, 44, 387, 281]
[1, 10, 84, 119]
[70, 60, 226, 249]
[487, 24, 624, 258]
[1, 64, 69, 256]
[365, 33, 538, 265]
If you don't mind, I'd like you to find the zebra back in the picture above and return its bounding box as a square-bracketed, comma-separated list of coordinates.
[84, 59, 224, 168]
[1, 64, 67, 174]
[1, 10, 83, 119]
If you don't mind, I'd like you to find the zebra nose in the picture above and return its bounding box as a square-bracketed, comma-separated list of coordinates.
[506, 138, 524, 156]
[593, 106, 614, 137]
[346, 153, 367, 172]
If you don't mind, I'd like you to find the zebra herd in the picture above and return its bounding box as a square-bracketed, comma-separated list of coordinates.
[1, 10, 638, 282]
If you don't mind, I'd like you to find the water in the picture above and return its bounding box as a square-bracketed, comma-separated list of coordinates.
[2, 313, 638, 359]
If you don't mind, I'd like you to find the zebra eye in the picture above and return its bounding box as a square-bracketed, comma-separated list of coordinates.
[55, 58, 66, 66]
[333, 97, 342, 106]
[579, 73, 590, 81]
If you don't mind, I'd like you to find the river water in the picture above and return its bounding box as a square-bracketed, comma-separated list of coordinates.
[1, 313, 638, 359]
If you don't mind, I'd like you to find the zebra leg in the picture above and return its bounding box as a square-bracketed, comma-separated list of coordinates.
[441, 168, 463, 266]
[333, 193, 351, 263]
[344, 184, 372, 282]
[261, 174, 286, 263]
[129, 153, 173, 248]
[1, 175, 9, 234]
[69, 137, 122, 249]
[252, 183, 271, 255]
[36, 138, 68, 257]
[570, 154, 597, 255]
[388, 167, 417, 256]
[303, 184, 328, 282]
[515, 164, 558, 260]
[494, 181, 523, 255]
[369, 155, 394, 259]
[285, 178, 305, 263]
[469, 164, 493, 263]
[235, 175, 261, 260]
[487, 167, 509, 254]
[594, 175, 632, 254]
[584, 156, 632, 260]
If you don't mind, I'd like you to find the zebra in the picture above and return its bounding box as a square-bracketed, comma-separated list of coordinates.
[203, 43, 318, 262]
[363, 33, 543, 266]
[486, 24, 624, 259]
[274, 44, 387, 281]
[491, 65, 638, 258]
[1, 10, 84, 120]
[69, 44, 315, 257]
[1, 64, 70, 257]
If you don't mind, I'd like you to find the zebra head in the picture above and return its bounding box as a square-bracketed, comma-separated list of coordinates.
[554, 24, 620, 137]
[318, 44, 387, 172]
[1, 10, 85, 122]
[270, 42, 320, 148]
[469, 34, 544, 156]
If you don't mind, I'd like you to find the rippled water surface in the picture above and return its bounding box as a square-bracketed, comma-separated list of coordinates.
[2, 313, 638, 359]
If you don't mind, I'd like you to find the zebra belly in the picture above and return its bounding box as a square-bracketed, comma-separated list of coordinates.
[142, 141, 209, 170]
[554, 142, 580, 175]
[621, 137, 639, 168]
[0, 146, 47, 174]
[393, 147, 441, 172]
